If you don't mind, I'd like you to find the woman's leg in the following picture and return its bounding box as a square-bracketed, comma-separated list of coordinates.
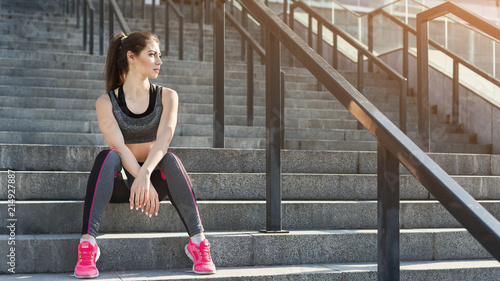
[155, 152, 215, 274]
[155, 152, 204, 237]
[81, 149, 123, 238]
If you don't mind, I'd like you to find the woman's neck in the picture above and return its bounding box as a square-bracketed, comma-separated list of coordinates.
[122, 74, 150, 99]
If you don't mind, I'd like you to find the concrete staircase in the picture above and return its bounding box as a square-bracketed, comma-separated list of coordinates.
[0, 0, 499, 279]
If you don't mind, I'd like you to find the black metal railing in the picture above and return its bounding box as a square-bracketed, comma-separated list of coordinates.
[367, 5, 500, 151]
[163, 0, 184, 60]
[108, 0, 132, 36]
[289, 0, 408, 133]
[214, 1, 500, 280]
[416, 1, 500, 151]
[82, 0, 95, 55]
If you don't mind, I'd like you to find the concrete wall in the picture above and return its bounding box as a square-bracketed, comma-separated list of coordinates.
[380, 49, 500, 153]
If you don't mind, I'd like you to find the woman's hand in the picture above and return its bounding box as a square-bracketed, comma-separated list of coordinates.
[145, 185, 159, 217]
[129, 171, 151, 212]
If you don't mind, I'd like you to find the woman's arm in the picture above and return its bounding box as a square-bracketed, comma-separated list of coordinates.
[138, 88, 179, 176]
[129, 88, 178, 215]
[95, 94, 142, 178]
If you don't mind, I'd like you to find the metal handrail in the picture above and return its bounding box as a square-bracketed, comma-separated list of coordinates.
[417, 1, 500, 151]
[290, 0, 408, 133]
[163, 0, 184, 60]
[232, 0, 500, 279]
[82, 0, 95, 55]
[109, 0, 132, 36]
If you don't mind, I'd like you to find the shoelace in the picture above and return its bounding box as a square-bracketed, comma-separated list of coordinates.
[198, 244, 212, 263]
[78, 249, 94, 264]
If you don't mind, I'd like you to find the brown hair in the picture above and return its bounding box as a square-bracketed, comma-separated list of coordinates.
[105, 31, 160, 93]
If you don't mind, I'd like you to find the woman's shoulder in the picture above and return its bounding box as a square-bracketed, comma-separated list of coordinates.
[95, 92, 114, 109]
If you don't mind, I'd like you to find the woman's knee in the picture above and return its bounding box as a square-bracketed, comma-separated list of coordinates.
[96, 149, 122, 170]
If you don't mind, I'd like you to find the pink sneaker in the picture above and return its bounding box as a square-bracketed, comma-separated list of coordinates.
[185, 238, 216, 274]
[74, 241, 100, 279]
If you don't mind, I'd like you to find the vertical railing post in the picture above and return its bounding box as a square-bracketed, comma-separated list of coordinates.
[180, 0, 184, 15]
[417, 15, 430, 151]
[99, 0, 104, 55]
[400, 79, 407, 134]
[213, 0, 225, 148]
[165, 2, 169, 56]
[77, 0, 81, 28]
[83, 0, 87, 50]
[142, 0, 145, 19]
[241, 9, 247, 61]
[333, 32, 338, 69]
[317, 21, 323, 91]
[151, 0, 155, 34]
[452, 59, 459, 126]
[109, 0, 114, 42]
[130, 0, 134, 18]
[289, 6, 295, 67]
[281, 71, 285, 150]
[368, 13, 374, 72]
[122, 0, 126, 17]
[403, 28, 409, 80]
[283, 0, 288, 25]
[89, 7, 94, 55]
[307, 14, 312, 47]
[179, 15, 184, 60]
[261, 29, 286, 233]
[199, 0, 205, 61]
[377, 142, 400, 281]
[247, 43, 254, 126]
[357, 51, 364, 130]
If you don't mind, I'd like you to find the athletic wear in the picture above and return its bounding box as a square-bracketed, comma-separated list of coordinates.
[185, 238, 216, 274]
[81, 149, 204, 238]
[108, 83, 163, 144]
[117, 84, 157, 118]
[74, 241, 100, 279]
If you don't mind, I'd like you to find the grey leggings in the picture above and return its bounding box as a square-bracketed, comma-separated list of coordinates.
[81, 149, 204, 237]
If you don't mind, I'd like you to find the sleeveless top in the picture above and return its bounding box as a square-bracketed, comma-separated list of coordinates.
[108, 83, 163, 144]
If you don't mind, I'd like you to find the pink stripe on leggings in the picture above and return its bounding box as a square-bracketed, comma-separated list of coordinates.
[167, 152, 202, 221]
[87, 150, 114, 234]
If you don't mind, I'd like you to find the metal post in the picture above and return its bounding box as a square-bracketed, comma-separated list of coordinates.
[165, 2, 169, 56]
[142, 0, 145, 19]
[308, 14, 312, 47]
[199, 0, 205, 61]
[403, 29, 408, 79]
[152, 0, 155, 34]
[377, 142, 400, 281]
[400, 79, 407, 134]
[109, 0, 114, 42]
[180, 0, 184, 14]
[213, 0, 225, 148]
[417, 16, 430, 151]
[83, 0, 87, 50]
[289, 7, 295, 67]
[317, 21, 322, 91]
[179, 15, 184, 60]
[99, 0, 104, 55]
[368, 13, 373, 72]
[283, 0, 287, 25]
[122, 0, 126, 17]
[333, 33, 338, 69]
[131, 0, 134, 18]
[90, 8, 94, 55]
[281, 71, 285, 149]
[357, 51, 364, 130]
[77, 0, 81, 28]
[261, 29, 286, 233]
[247, 43, 254, 126]
[241, 9, 247, 61]
[452, 59, 459, 126]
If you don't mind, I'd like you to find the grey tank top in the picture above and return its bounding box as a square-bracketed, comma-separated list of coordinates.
[108, 84, 163, 144]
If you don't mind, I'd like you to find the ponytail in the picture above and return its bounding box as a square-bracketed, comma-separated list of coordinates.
[104, 31, 160, 93]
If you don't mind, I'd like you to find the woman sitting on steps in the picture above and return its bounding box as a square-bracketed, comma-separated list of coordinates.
[74, 31, 216, 279]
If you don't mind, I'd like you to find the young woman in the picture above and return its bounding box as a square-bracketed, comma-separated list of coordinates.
[74, 31, 216, 278]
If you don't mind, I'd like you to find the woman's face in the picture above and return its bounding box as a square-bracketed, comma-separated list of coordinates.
[131, 40, 162, 78]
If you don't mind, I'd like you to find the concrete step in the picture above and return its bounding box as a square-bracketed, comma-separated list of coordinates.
[2, 170, 499, 201]
[0, 230, 492, 273]
[3, 260, 499, 280]
[1, 145, 496, 175]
